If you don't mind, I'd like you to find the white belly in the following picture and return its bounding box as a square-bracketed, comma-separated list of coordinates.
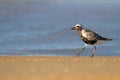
[95, 40, 107, 45]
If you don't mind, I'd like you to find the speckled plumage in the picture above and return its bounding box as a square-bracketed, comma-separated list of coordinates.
[71, 24, 112, 57]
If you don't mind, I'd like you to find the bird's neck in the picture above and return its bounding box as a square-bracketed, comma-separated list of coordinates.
[77, 30, 82, 37]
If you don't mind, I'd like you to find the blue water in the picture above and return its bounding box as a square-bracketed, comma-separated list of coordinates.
[0, 0, 120, 56]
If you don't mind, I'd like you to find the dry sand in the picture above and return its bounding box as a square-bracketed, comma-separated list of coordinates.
[0, 56, 120, 80]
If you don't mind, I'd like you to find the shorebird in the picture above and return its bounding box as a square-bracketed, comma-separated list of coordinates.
[71, 24, 112, 57]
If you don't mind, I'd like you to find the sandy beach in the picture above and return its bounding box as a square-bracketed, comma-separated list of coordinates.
[0, 56, 120, 80]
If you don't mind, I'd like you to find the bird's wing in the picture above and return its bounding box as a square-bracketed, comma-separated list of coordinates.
[82, 29, 97, 41]
[85, 29, 112, 41]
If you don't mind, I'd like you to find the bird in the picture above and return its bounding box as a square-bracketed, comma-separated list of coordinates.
[71, 24, 112, 57]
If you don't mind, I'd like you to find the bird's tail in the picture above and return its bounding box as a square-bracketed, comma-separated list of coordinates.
[106, 38, 113, 41]
[102, 38, 113, 41]
[98, 36, 113, 41]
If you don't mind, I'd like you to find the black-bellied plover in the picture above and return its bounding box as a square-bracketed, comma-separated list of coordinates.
[71, 24, 112, 57]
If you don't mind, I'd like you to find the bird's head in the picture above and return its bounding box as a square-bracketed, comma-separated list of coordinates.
[71, 24, 83, 31]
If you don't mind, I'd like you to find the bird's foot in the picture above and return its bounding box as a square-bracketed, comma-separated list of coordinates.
[91, 54, 94, 57]
[76, 53, 80, 56]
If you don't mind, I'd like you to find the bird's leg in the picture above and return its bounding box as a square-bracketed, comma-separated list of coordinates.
[76, 44, 88, 56]
[91, 45, 96, 57]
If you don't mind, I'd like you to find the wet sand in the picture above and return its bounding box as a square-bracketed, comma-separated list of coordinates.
[0, 56, 120, 80]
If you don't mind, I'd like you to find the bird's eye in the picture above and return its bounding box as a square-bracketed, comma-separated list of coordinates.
[77, 26, 79, 27]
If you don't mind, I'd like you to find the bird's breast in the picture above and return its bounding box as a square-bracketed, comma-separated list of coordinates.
[81, 30, 88, 38]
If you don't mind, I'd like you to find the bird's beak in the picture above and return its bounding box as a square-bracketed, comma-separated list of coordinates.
[71, 27, 75, 30]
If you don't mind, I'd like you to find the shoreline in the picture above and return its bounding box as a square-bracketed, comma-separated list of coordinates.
[0, 56, 120, 80]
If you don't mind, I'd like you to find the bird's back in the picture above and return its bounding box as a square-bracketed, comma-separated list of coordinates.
[80, 29, 112, 45]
